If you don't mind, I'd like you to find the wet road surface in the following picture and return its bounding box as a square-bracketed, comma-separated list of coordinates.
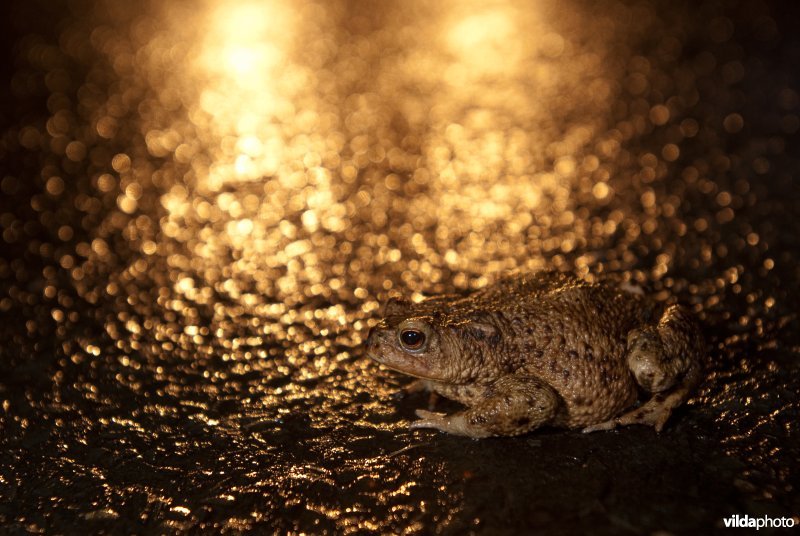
[1, 0, 799, 533]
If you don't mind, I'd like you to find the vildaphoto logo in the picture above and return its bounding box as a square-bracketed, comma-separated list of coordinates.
[722, 514, 797, 530]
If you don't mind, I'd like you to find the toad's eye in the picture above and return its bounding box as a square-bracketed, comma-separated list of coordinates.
[400, 329, 425, 349]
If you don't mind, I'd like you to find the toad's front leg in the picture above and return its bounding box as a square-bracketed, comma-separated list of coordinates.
[398, 379, 439, 410]
[410, 375, 561, 438]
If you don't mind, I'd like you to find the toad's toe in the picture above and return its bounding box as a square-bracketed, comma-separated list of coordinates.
[409, 409, 449, 432]
[581, 420, 619, 433]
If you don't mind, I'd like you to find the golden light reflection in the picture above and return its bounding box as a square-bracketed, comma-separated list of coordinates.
[445, 4, 522, 77]
[365, 0, 621, 281]
[191, 0, 302, 190]
[199, 0, 294, 82]
[147, 0, 349, 314]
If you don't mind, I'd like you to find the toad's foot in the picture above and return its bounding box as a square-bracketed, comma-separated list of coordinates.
[582, 396, 672, 433]
[409, 375, 560, 438]
[410, 409, 482, 437]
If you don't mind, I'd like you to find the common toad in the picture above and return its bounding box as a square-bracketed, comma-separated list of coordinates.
[366, 271, 703, 438]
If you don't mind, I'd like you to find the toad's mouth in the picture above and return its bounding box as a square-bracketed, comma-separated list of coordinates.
[366, 348, 440, 381]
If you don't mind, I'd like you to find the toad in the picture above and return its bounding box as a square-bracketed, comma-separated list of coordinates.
[365, 271, 703, 438]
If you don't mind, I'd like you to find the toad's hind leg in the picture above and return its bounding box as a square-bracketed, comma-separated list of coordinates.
[410, 375, 560, 438]
[584, 305, 704, 433]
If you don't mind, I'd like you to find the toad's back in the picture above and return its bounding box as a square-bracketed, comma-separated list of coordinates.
[463, 272, 662, 426]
